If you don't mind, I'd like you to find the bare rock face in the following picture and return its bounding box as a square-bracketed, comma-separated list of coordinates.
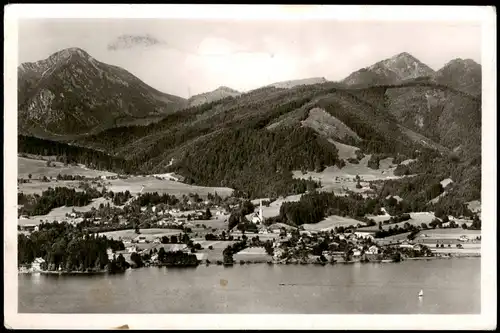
[18, 47, 187, 136]
[342, 52, 435, 86]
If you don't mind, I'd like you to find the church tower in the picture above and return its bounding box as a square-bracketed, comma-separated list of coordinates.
[259, 199, 264, 222]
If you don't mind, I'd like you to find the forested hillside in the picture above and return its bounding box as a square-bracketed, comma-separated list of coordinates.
[18, 50, 481, 207]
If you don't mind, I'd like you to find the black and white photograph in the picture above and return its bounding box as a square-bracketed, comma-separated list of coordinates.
[4, 4, 496, 330]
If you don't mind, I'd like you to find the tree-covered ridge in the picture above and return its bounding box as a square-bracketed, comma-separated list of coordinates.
[18, 222, 126, 272]
[18, 135, 128, 173]
[278, 192, 383, 226]
[19, 76, 481, 205]
[169, 126, 336, 198]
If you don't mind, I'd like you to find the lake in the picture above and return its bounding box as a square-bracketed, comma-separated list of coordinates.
[18, 258, 480, 314]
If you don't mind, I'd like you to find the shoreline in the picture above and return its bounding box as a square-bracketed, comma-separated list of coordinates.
[18, 254, 480, 274]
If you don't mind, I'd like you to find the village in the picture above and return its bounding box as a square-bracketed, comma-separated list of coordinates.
[17, 155, 481, 274]
[18, 188, 481, 274]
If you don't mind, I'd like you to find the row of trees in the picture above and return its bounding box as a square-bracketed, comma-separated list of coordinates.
[156, 249, 199, 266]
[18, 135, 129, 174]
[374, 223, 419, 238]
[222, 239, 248, 264]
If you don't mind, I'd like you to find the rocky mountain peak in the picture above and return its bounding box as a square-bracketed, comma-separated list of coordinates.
[442, 58, 480, 70]
[214, 86, 240, 94]
[368, 52, 435, 79]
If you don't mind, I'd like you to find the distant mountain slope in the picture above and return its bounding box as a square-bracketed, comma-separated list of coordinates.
[431, 58, 482, 96]
[18, 47, 187, 137]
[188, 86, 241, 107]
[342, 52, 435, 86]
[18, 52, 481, 206]
[266, 77, 328, 89]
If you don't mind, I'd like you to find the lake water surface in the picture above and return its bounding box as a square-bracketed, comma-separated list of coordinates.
[19, 258, 480, 314]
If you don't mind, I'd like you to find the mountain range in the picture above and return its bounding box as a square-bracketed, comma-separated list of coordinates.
[18, 47, 187, 138]
[17, 47, 481, 207]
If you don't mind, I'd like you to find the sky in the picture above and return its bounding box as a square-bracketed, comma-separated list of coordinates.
[17, 19, 482, 98]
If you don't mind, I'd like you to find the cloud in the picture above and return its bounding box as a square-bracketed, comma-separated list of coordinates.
[107, 34, 168, 51]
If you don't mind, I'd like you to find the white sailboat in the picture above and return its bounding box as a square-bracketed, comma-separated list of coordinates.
[418, 289, 424, 297]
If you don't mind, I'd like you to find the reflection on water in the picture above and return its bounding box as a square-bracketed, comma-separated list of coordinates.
[19, 258, 480, 314]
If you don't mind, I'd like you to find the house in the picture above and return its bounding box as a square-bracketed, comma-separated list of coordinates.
[365, 245, 380, 255]
[352, 249, 362, 257]
[153, 238, 161, 244]
[20, 224, 38, 232]
[135, 235, 147, 243]
[458, 235, 469, 242]
[250, 213, 262, 224]
[355, 232, 375, 240]
[399, 240, 414, 249]
[413, 244, 424, 251]
[31, 257, 46, 271]
[157, 220, 168, 226]
[107, 248, 115, 261]
[127, 246, 138, 253]
[175, 217, 188, 225]
[216, 209, 227, 216]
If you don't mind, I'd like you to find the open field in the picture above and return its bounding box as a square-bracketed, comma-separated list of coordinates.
[365, 210, 392, 223]
[18, 180, 83, 195]
[106, 176, 233, 198]
[440, 178, 453, 188]
[466, 200, 481, 213]
[138, 243, 187, 252]
[18, 197, 115, 226]
[233, 247, 272, 262]
[250, 194, 303, 219]
[18, 156, 234, 198]
[431, 243, 481, 255]
[302, 215, 362, 231]
[293, 155, 413, 196]
[417, 228, 481, 239]
[99, 228, 184, 241]
[328, 139, 359, 160]
[400, 158, 416, 165]
[187, 217, 229, 232]
[267, 222, 297, 231]
[359, 212, 474, 232]
[193, 240, 236, 262]
[18, 156, 116, 179]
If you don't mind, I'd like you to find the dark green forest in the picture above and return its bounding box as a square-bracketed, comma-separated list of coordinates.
[18, 222, 127, 273]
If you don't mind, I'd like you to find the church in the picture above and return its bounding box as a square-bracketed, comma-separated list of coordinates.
[250, 199, 265, 224]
